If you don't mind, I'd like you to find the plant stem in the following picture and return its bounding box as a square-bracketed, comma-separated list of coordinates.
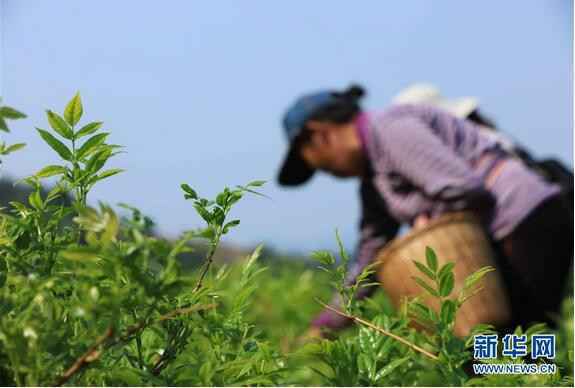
[315, 299, 439, 362]
[54, 326, 114, 386]
[132, 310, 144, 370]
[192, 230, 222, 293]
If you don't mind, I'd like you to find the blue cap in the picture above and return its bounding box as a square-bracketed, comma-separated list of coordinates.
[282, 91, 334, 142]
[278, 90, 335, 186]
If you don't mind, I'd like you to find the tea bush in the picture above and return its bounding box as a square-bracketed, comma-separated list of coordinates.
[0, 94, 572, 386]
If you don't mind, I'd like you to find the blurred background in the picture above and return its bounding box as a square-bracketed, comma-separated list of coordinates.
[0, 0, 572, 256]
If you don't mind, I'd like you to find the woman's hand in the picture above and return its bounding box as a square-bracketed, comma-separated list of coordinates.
[414, 213, 430, 229]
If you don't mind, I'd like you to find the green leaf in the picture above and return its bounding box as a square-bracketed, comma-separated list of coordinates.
[85, 148, 112, 173]
[437, 262, 455, 281]
[2, 143, 26, 155]
[199, 226, 215, 239]
[311, 250, 335, 266]
[193, 204, 212, 224]
[440, 300, 457, 325]
[0, 106, 26, 119]
[199, 362, 213, 385]
[439, 271, 455, 297]
[244, 244, 264, 273]
[36, 128, 72, 161]
[409, 301, 434, 324]
[61, 247, 100, 261]
[46, 184, 65, 203]
[0, 117, 8, 132]
[64, 92, 83, 126]
[75, 121, 103, 140]
[463, 266, 495, 291]
[212, 207, 225, 226]
[236, 184, 270, 199]
[216, 191, 228, 207]
[525, 323, 548, 338]
[34, 165, 67, 179]
[181, 183, 198, 199]
[95, 168, 123, 181]
[28, 190, 43, 210]
[46, 110, 73, 139]
[335, 228, 349, 265]
[76, 132, 109, 160]
[425, 246, 438, 272]
[375, 356, 410, 382]
[413, 260, 435, 280]
[412, 276, 439, 297]
[222, 219, 240, 234]
[247, 180, 266, 187]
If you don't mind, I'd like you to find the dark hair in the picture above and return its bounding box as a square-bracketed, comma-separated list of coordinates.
[308, 84, 366, 124]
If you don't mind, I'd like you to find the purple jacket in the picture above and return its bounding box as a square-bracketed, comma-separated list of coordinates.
[312, 104, 561, 330]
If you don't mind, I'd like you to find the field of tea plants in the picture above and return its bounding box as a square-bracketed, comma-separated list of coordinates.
[0, 95, 572, 386]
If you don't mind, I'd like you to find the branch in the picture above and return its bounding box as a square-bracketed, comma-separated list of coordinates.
[315, 299, 439, 362]
[192, 241, 218, 293]
[54, 326, 114, 386]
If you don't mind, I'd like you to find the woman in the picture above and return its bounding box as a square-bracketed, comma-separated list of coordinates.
[278, 84, 573, 337]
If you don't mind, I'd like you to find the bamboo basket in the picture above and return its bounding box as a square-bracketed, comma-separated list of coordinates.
[376, 211, 511, 337]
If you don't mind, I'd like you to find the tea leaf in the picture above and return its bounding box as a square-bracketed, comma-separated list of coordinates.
[463, 266, 495, 291]
[439, 271, 455, 297]
[34, 165, 67, 179]
[222, 219, 240, 234]
[425, 246, 438, 272]
[47, 110, 73, 139]
[36, 128, 73, 161]
[181, 184, 198, 200]
[0, 106, 26, 119]
[412, 276, 439, 297]
[28, 190, 43, 210]
[193, 204, 212, 223]
[0, 117, 8, 132]
[440, 300, 457, 325]
[61, 246, 100, 261]
[311, 251, 335, 266]
[76, 133, 109, 160]
[64, 92, 83, 126]
[2, 143, 26, 155]
[85, 148, 112, 173]
[95, 168, 124, 182]
[413, 260, 435, 280]
[75, 121, 103, 140]
[247, 180, 266, 187]
[437, 262, 455, 280]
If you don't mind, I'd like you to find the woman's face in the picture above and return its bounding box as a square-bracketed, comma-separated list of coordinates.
[299, 121, 365, 178]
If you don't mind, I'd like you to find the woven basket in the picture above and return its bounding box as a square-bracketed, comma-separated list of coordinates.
[376, 211, 511, 337]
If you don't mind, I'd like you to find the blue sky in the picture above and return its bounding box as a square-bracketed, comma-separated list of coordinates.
[0, 0, 572, 254]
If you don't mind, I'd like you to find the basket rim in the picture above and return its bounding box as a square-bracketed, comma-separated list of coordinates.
[377, 211, 484, 264]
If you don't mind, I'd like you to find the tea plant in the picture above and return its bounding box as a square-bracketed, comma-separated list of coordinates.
[0, 94, 285, 386]
[0, 93, 572, 387]
[300, 240, 571, 386]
